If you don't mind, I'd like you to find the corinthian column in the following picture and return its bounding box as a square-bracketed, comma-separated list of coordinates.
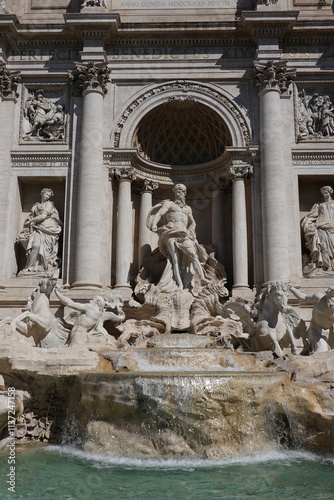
[0, 64, 20, 281]
[206, 175, 225, 265]
[70, 62, 110, 288]
[114, 168, 135, 294]
[254, 61, 296, 282]
[229, 163, 253, 292]
[138, 179, 159, 268]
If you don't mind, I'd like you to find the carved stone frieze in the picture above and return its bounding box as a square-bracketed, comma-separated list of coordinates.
[296, 88, 334, 142]
[21, 88, 67, 142]
[0, 64, 20, 99]
[254, 61, 296, 94]
[69, 62, 110, 96]
[113, 80, 250, 148]
[292, 151, 334, 165]
[11, 153, 71, 169]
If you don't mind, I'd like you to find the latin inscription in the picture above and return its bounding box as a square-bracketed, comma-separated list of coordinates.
[9, 49, 80, 61]
[109, 46, 254, 60]
[8, 46, 334, 62]
[117, 0, 235, 7]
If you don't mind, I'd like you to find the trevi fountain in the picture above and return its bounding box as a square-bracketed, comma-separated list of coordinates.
[0, 0, 334, 498]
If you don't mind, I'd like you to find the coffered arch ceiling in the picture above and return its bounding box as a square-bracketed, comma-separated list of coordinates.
[132, 98, 232, 166]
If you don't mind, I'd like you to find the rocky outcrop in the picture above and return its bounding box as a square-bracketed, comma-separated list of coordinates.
[0, 339, 333, 457]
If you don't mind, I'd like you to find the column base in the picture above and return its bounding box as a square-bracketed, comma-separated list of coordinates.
[113, 284, 133, 300]
[232, 285, 254, 300]
[71, 281, 103, 290]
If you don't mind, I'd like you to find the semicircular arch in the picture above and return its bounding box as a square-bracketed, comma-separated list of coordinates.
[113, 80, 251, 151]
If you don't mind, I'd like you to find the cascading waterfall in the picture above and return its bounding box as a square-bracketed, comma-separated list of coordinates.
[63, 366, 291, 459]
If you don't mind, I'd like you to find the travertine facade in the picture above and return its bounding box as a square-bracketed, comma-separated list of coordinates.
[0, 0, 334, 317]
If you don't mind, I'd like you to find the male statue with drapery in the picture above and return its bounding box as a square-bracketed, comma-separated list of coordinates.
[146, 184, 210, 292]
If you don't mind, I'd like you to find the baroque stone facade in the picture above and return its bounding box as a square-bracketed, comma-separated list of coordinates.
[0, 0, 333, 315]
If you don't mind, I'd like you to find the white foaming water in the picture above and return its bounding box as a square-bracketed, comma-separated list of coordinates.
[135, 359, 244, 372]
[45, 445, 330, 470]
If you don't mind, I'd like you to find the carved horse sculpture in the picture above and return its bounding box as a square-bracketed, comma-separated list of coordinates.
[253, 281, 305, 357]
[5, 277, 69, 348]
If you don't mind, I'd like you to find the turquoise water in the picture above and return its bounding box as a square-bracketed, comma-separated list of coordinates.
[1, 446, 334, 500]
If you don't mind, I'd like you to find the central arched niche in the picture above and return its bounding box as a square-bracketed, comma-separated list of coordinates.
[132, 98, 232, 166]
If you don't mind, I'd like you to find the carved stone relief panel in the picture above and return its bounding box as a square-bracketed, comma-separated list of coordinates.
[295, 85, 334, 142]
[20, 85, 68, 144]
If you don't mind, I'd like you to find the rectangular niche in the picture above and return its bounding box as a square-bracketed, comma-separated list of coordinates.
[299, 175, 334, 277]
[20, 85, 69, 145]
[16, 178, 65, 277]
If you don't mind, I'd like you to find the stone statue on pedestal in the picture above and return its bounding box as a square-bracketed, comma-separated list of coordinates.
[18, 188, 62, 275]
[302, 185, 334, 276]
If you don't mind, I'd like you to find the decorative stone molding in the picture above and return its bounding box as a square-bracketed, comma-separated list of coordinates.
[229, 164, 254, 180]
[0, 63, 20, 99]
[69, 62, 110, 96]
[254, 61, 296, 94]
[292, 151, 334, 165]
[11, 153, 71, 169]
[113, 80, 250, 148]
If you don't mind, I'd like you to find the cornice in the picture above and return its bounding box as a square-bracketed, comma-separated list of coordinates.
[240, 10, 299, 41]
[63, 13, 120, 40]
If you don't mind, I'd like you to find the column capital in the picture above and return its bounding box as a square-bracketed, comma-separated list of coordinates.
[206, 173, 230, 193]
[254, 60, 296, 95]
[69, 61, 110, 96]
[229, 163, 253, 181]
[137, 179, 159, 194]
[113, 167, 136, 182]
[81, 0, 106, 10]
[0, 63, 20, 100]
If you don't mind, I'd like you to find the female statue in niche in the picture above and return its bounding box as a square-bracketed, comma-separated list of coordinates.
[302, 185, 334, 275]
[19, 188, 62, 274]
